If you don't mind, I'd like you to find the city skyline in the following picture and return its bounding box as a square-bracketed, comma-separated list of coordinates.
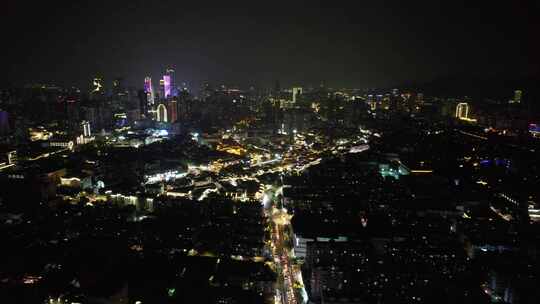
[0, 2, 539, 304]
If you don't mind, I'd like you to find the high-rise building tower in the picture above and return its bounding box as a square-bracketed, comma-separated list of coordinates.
[92, 77, 103, 93]
[292, 87, 303, 104]
[165, 68, 176, 96]
[144, 77, 155, 105]
[157, 104, 168, 122]
[455, 102, 470, 120]
[137, 89, 148, 118]
[158, 79, 165, 99]
[168, 99, 178, 123]
[163, 75, 172, 98]
[144, 77, 152, 93]
[81, 121, 91, 137]
[90, 77, 104, 100]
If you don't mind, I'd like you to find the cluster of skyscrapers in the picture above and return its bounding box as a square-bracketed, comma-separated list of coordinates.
[141, 68, 188, 123]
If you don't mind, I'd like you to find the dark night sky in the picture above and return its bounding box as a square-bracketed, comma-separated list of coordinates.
[1, 1, 538, 90]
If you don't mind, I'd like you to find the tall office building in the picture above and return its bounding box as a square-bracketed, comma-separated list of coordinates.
[157, 104, 168, 122]
[165, 68, 176, 96]
[144, 77, 152, 93]
[168, 99, 178, 123]
[92, 77, 103, 93]
[163, 75, 172, 98]
[292, 87, 303, 104]
[81, 121, 91, 137]
[159, 79, 166, 99]
[455, 102, 469, 119]
[90, 77, 104, 100]
[137, 89, 148, 118]
[144, 77, 155, 105]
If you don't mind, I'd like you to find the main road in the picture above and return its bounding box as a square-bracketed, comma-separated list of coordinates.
[264, 186, 307, 304]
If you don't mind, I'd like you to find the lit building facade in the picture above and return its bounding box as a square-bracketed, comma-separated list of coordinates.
[163, 75, 172, 98]
[292, 87, 303, 104]
[157, 103, 168, 122]
[144, 76, 155, 105]
[166, 68, 176, 97]
[81, 121, 91, 137]
[92, 77, 103, 93]
[90, 77, 104, 100]
[168, 99, 178, 123]
[455, 102, 469, 119]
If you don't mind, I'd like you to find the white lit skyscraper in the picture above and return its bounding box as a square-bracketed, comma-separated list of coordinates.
[92, 77, 103, 93]
[90, 77, 104, 100]
[81, 121, 91, 137]
[292, 87, 303, 104]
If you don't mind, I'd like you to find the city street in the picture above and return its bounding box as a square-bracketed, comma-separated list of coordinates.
[265, 185, 307, 304]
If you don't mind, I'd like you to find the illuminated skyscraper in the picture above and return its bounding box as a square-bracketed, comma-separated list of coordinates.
[90, 77, 104, 100]
[163, 75, 172, 98]
[92, 77, 103, 93]
[159, 79, 166, 99]
[455, 103, 469, 119]
[144, 77, 155, 105]
[157, 104, 168, 122]
[165, 68, 176, 96]
[455, 102, 476, 122]
[292, 87, 303, 104]
[144, 77, 152, 93]
[168, 99, 178, 123]
[81, 121, 91, 137]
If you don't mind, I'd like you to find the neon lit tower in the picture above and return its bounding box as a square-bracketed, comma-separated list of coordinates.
[455, 103, 469, 119]
[166, 68, 176, 96]
[163, 75, 172, 98]
[157, 104, 168, 122]
[144, 76, 155, 105]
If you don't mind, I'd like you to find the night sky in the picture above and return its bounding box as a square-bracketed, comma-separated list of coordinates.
[1, 1, 537, 90]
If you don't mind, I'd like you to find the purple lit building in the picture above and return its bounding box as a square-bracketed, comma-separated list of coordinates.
[0, 110, 9, 135]
[144, 77, 152, 93]
[163, 75, 172, 98]
[144, 76, 155, 106]
[165, 68, 176, 97]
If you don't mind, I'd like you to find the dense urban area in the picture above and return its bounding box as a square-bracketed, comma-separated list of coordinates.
[0, 73, 539, 304]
